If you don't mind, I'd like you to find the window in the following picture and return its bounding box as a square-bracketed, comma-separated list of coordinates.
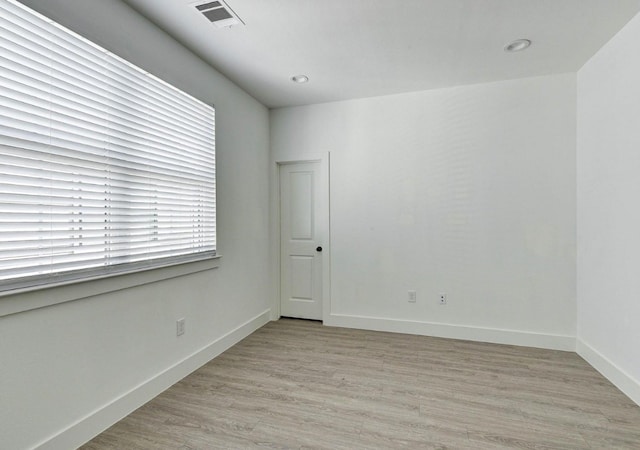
[0, 0, 216, 295]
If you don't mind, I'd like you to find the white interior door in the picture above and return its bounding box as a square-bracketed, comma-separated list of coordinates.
[280, 162, 323, 320]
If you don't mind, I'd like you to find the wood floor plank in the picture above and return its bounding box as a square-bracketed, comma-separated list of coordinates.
[82, 318, 640, 449]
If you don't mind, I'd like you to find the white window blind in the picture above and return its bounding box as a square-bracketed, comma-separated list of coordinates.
[0, 0, 216, 294]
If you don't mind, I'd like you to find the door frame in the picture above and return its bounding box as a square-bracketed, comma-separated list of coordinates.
[271, 152, 330, 322]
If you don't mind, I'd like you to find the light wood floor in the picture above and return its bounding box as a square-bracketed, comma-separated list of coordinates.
[83, 319, 640, 449]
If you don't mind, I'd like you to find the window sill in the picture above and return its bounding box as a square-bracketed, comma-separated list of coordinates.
[0, 256, 221, 318]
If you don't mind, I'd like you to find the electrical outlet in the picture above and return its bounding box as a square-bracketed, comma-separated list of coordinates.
[408, 290, 417, 303]
[176, 318, 186, 336]
[439, 293, 447, 305]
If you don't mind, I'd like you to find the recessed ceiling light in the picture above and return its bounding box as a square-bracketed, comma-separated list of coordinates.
[504, 39, 532, 53]
[291, 75, 309, 83]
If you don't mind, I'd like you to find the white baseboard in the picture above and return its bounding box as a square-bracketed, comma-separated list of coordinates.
[577, 339, 640, 407]
[36, 309, 271, 450]
[325, 313, 576, 351]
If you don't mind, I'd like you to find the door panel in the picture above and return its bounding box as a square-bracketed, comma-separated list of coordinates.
[280, 162, 323, 320]
[289, 171, 313, 240]
[290, 256, 313, 300]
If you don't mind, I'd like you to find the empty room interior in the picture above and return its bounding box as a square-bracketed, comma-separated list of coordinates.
[1, 0, 640, 448]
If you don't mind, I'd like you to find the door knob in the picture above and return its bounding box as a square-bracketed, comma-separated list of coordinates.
[316, 246, 323, 252]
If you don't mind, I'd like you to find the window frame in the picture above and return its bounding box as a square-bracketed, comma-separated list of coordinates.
[0, 0, 218, 302]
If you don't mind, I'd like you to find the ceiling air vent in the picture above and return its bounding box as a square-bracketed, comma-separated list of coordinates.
[192, 1, 244, 29]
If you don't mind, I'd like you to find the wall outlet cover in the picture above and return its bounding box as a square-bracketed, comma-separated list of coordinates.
[176, 318, 186, 336]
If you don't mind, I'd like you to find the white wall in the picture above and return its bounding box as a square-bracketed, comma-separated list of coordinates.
[577, 11, 640, 405]
[271, 74, 577, 349]
[0, 1, 270, 449]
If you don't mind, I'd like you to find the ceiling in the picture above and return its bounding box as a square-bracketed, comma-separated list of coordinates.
[122, 0, 640, 108]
